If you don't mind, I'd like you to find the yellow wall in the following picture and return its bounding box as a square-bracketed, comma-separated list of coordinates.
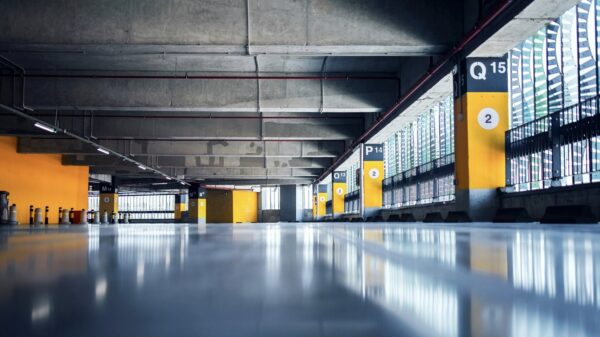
[206, 189, 233, 223]
[206, 189, 258, 223]
[232, 190, 258, 223]
[0, 136, 88, 225]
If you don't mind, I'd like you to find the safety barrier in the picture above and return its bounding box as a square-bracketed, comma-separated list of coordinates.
[506, 96, 600, 191]
[382, 153, 455, 208]
[344, 190, 360, 215]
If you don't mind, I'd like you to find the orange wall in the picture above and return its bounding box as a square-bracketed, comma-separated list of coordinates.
[0, 137, 89, 225]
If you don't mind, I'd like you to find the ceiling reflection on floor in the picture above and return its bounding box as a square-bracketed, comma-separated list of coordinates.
[0, 222, 599, 337]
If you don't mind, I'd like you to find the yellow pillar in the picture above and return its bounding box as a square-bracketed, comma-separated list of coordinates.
[332, 171, 347, 218]
[99, 183, 118, 217]
[454, 57, 508, 220]
[317, 184, 327, 219]
[174, 193, 188, 222]
[362, 144, 384, 218]
[188, 185, 206, 224]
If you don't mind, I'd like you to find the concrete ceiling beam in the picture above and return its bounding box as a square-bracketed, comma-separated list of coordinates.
[18, 138, 346, 158]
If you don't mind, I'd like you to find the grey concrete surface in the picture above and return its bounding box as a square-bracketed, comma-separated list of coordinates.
[1, 222, 600, 337]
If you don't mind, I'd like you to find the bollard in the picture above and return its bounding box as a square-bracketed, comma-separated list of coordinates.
[60, 208, 70, 225]
[34, 208, 43, 225]
[44, 206, 49, 225]
[9, 204, 18, 225]
[124, 213, 130, 224]
[80, 209, 88, 225]
[101, 211, 108, 225]
[94, 211, 100, 225]
[0, 191, 9, 225]
[29, 205, 34, 225]
[69, 208, 74, 224]
[58, 207, 63, 224]
[112, 212, 119, 225]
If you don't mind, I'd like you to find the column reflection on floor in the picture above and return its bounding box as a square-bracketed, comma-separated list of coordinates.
[316, 223, 600, 337]
[1, 223, 600, 337]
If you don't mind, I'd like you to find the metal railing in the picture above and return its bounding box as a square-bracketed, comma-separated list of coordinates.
[344, 190, 360, 214]
[383, 153, 455, 208]
[506, 96, 600, 191]
[325, 200, 333, 216]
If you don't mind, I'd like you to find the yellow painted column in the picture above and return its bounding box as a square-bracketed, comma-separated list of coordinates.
[188, 185, 206, 224]
[332, 171, 347, 219]
[174, 193, 188, 222]
[99, 183, 118, 217]
[453, 57, 508, 221]
[317, 184, 327, 219]
[362, 144, 384, 218]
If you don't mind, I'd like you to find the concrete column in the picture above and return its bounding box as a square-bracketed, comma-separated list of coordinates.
[188, 184, 206, 224]
[174, 193, 188, 222]
[98, 182, 118, 219]
[361, 144, 384, 219]
[279, 185, 303, 222]
[453, 57, 509, 221]
[332, 171, 347, 219]
[316, 184, 328, 220]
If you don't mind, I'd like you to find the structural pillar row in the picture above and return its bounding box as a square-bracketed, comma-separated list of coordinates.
[332, 171, 347, 219]
[361, 143, 384, 219]
[188, 184, 206, 224]
[174, 193, 188, 222]
[99, 182, 118, 217]
[453, 57, 509, 221]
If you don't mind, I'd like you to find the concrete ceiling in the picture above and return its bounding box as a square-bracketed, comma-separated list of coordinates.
[0, 0, 531, 186]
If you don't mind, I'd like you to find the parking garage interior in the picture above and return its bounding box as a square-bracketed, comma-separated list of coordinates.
[1, 0, 600, 336]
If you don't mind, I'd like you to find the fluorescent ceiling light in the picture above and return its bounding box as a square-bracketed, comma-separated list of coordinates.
[152, 182, 168, 186]
[97, 148, 110, 155]
[138, 165, 146, 170]
[165, 176, 172, 180]
[34, 122, 57, 133]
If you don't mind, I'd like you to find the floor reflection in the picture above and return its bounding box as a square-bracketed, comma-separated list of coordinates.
[0, 223, 599, 337]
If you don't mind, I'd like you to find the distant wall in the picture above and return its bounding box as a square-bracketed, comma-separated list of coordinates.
[207, 189, 258, 223]
[206, 189, 233, 223]
[232, 190, 258, 223]
[0, 136, 88, 224]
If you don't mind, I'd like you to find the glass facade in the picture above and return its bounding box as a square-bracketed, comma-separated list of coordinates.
[260, 186, 280, 210]
[507, 0, 600, 191]
[88, 193, 176, 220]
[382, 94, 455, 208]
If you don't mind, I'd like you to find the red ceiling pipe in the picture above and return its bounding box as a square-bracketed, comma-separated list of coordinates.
[315, 0, 515, 183]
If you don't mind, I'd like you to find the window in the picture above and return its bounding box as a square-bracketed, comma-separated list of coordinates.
[507, 0, 600, 191]
[260, 186, 280, 210]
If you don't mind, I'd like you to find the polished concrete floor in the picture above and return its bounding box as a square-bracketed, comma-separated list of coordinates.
[1, 222, 600, 337]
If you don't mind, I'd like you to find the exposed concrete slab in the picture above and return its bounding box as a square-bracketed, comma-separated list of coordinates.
[470, 0, 580, 56]
[0, 114, 363, 140]
[89, 166, 322, 178]
[0, 0, 461, 54]
[62, 155, 332, 169]
[18, 138, 346, 157]
[20, 77, 395, 113]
